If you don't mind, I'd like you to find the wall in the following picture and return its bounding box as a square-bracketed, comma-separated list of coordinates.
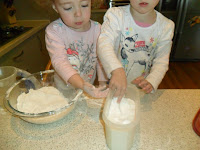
[13, 0, 106, 23]
[13, 0, 58, 21]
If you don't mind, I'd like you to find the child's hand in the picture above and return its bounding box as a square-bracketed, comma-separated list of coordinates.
[109, 68, 127, 102]
[132, 75, 153, 93]
[83, 82, 109, 98]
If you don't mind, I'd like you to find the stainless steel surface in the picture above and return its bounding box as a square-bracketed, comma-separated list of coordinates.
[109, 0, 129, 7]
[157, 0, 163, 12]
[172, 0, 185, 49]
[172, 0, 200, 61]
[156, 0, 200, 61]
[179, 0, 189, 34]
[0, 26, 32, 47]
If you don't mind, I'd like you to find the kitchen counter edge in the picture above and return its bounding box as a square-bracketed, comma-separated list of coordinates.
[0, 20, 50, 58]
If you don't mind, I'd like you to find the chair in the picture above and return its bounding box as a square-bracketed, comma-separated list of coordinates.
[45, 60, 52, 70]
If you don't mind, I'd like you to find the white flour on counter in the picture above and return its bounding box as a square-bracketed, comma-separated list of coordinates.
[107, 97, 136, 124]
[17, 86, 69, 113]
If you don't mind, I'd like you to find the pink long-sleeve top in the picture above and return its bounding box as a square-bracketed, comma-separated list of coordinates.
[45, 18, 107, 84]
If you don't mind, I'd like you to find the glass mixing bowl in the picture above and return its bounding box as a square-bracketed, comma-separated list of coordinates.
[3, 70, 83, 124]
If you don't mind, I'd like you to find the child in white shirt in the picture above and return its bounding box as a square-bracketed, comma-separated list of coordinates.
[45, 0, 108, 98]
[97, 0, 174, 101]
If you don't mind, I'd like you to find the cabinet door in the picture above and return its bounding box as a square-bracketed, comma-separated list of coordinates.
[0, 30, 49, 73]
[91, 11, 106, 24]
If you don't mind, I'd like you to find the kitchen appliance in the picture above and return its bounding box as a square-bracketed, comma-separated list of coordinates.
[0, 1, 33, 48]
[109, 0, 129, 7]
[0, 25, 33, 47]
[156, 0, 200, 61]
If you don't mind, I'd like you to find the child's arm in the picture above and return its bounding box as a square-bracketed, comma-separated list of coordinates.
[45, 24, 108, 98]
[145, 20, 175, 91]
[97, 8, 123, 78]
[55, 71, 108, 98]
[109, 68, 127, 102]
[96, 59, 108, 87]
[45, 24, 78, 86]
[97, 8, 126, 102]
[67, 74, 84, 89]
[68, 74, 108, 98]
[97, 61, 127, 101]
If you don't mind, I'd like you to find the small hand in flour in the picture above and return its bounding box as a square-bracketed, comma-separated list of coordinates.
[109, 68, 127, 103]
[83, 82, 109, 98]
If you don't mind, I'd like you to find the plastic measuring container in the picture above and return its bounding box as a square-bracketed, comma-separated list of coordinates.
[0, 66, 17, 106]
[0, 66, 31, 106]
[102, 84, 140, 150]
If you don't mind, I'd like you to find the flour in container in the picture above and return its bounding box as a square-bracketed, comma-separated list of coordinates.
[107, 97, 136, 124]
[17, 86, 69, 113]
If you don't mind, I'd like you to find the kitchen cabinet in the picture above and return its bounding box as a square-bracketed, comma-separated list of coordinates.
[0, 29, 49, 73]
[91, 9, 107, 24]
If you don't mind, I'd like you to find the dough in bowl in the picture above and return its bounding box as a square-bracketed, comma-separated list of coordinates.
[17, 86, 69, 113]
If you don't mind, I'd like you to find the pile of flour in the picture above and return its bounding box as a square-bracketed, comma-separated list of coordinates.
[107, 97, 136, 124]
[17, 86, 69, 113]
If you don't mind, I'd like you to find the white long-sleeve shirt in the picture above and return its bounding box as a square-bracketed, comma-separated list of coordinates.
[97, 5, 175, 90]
[45, 19, 107, 85]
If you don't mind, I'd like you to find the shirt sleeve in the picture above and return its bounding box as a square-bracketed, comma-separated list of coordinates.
[45, 24, 78, 83]
[97, 8, 123, 78]
[95, 23, 108, 82]
[146, 20, 175, 91]
[97, 58, 108, 81]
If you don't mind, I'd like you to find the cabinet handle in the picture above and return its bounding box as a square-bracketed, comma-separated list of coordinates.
[12, 50, 24, 62]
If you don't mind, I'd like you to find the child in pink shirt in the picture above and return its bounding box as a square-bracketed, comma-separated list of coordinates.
[45, 0, 108, 98]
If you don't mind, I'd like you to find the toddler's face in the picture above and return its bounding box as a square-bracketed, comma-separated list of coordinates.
[130, 0, 160, 14]
[52, 0, 91, 32]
